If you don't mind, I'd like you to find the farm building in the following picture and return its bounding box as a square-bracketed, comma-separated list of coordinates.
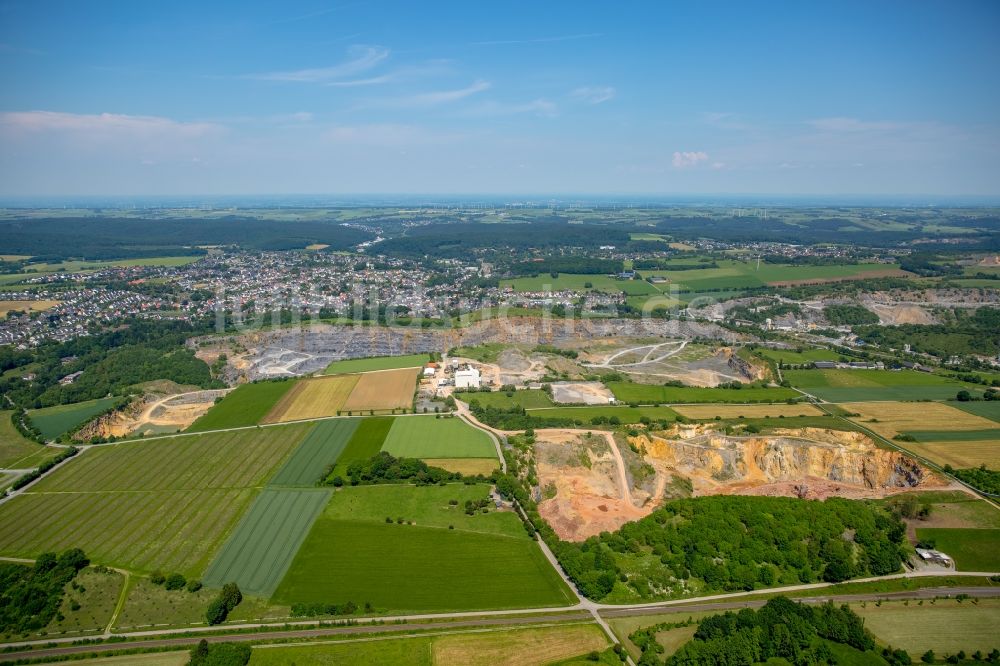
[915, 547, 952, 566]
[455, 367, 481, 389]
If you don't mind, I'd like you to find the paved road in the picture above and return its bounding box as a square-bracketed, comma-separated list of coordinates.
[3, 585, 997, 663]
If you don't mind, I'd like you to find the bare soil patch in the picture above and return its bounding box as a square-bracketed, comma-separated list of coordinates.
[550, 381, 615, 405]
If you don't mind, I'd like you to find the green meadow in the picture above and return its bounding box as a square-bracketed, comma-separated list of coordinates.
[186, 380, 295, 431]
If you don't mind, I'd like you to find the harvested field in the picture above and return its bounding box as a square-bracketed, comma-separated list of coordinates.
[841, 401, 998, 438]
[904, 440, 1000, 470]
[422, 458, 499, 475]
[535, 430, 650, 541]
[673, 403, 824, 419]
[0, 424, 310, 575]
[0, 299, 59, 317]
[341, 367, 419, 413]
[432, 623, 610, 666]
[263, 374, 359, 423]
[854, 599, 1000, 659]
[381, 415, 496, 459]
[202, 488, 332, 596]
[550, 381, 615, 405]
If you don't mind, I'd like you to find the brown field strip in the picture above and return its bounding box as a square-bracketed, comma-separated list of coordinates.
[423, 458, 500, 476]
[263, 375, 359, 423]
[673, 403, 824, 419]
[841, 401, 997, 439]
[903, 440, 1000, 470]
[341, 367, 419, 413]
[0, 300, 60, 317]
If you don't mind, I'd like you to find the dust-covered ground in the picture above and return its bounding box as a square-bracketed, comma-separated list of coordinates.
[76, 388, 230, 439]
[579, 340, 765, 386]
[550, 381, 615, 404]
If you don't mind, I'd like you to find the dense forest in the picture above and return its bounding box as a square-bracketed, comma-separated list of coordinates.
[508, 257, 623, 276]
[374, 222, 631, 258]
[823, 304, 880, 326]
[0, 318, 222, 408]
[854, 307, 1000, 358]
[947, 465, 1000, 495]
[635, 597, 876, 665]
[0, 549, 89, 634]
[0, 217, 373, 262]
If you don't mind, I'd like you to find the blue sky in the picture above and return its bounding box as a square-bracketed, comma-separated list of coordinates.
[1, 0, 998, 197]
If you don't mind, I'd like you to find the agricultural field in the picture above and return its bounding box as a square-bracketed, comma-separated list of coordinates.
[0, 424, 310, 575]
[380, 416, 496, 459]
[262, 374, 359, 423]
[422, 458, 499, 475]
[853, 599, 1000, 658]
[327, 416, 393, 478]
[463, 389, 555, 409]
[952, 401, 1000, 423]
[341, 367, 419, 413]
[202, 488, 333, 596]
[785, 368, 979, 402]
[27, 397, 120, 441]
[186, 380, 294, 431]
[267, 419, 358, 487]
[272, 484, 575, 612]
[913, 528, 1000, 571]
[503, 273, 658, 296]
[0, 409, 57, 468]
[753, 347, 842, 365]
[324, 352, 430, 374]
[526, 405, 679, 423]
[606, 382, 799, 404]
[0, 299, 60, 317]
[249, 623, 609, 666]
[672, 403, 825, 419]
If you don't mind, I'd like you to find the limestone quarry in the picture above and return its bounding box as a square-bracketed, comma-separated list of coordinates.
[76, 388, 230, 440]
[531, 424, 944, 542]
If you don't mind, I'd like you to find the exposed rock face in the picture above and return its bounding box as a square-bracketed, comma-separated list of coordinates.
[637, 428, 939, 499]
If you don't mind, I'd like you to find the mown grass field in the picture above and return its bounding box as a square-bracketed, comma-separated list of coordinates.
[0, 409, 58, 468]
[606, 382, 799, 404]
[853, 599, 1000, 658]
[272, 484, 575, 612]
[202, 488, 332, 596]
[463, 389, 555, 409]
[503, 273, 657, 295]
[841, 401, 997, 437]
[341, 367, 419, 413]
[381, 416, 496, 459]
[27, 397, 120, 440]
[186, 380, 294, 431]
[328, 416, 393, 478]
[673, 403, 824, 419]
[0, 299, 60, 317]
[249, 623, 609, 666]
[0, 424, 310, 575]
[786, 369, 978, 402]
[324, 353, 430, 374]
[262, 374, 359, 423]
[904, 428, 1000, 442]
[268, 419, 358, 487]
[526, 405, 679, 423]
[753, 347, 842, 364]
[914, 528, 1000, 571]
[903, 440, 1000, 469]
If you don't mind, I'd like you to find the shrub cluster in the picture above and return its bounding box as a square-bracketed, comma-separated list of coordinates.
[0, 548, 89, 634]
[205, 582, 242, 625]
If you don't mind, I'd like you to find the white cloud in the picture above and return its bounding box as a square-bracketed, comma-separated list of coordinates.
[246, 46, 389, 83]
[0, 111, 222, 138]
[672, 151, 709, 168]
[571, 86, 616, 105]
[395, 80, 491, 107]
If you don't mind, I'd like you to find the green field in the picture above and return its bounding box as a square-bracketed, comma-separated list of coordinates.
[0, 409, 58, 468]
[785, 368, 979, 402]
[526, 405, 679, 423]
[272, 484, 575, 612]
[186, 380, 295, 432]
[754, 347, 842, 364]
[914, 528, 1000, 571]
[202, 488, 332, 596]
[324, 353, 431, 374]
[854, 599, 1000, 659]
[605, 382, 799, 404]
[381, 416, 496, 459]
[268, 419, 358, 487]
[27, 397, 120, 441]
[463, 389, 555, 409]
[0, 424, 310, 575]
[903, 428, 1000, 442]
[951, 401, 1000, 423]
[328, 416, 393, 477]
[503, 273, 657, 296]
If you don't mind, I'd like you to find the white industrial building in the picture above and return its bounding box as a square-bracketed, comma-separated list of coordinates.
[455, 367, 481, 389]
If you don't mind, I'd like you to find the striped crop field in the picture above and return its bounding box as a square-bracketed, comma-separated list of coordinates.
[327, 417, 393, 478]
[268, 419, 359, 487]
[0, 424, 310, 575]
[341, 368, 419, 413]
[202, 488, 332, 596]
